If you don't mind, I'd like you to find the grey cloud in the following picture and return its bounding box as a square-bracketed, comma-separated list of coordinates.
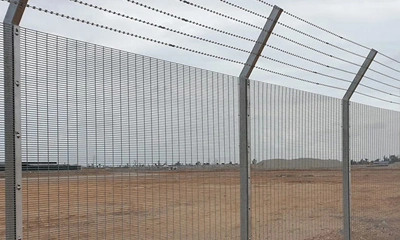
[0, 0, 399, 165]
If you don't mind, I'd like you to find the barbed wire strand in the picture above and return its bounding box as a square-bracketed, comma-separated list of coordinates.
[179, 0, 268, 31]
[254, 66, 348, 92]
[253, 0, 371, 51]
[220, 0, 366, 59]
[3, 0, 351, 95]
[267, 45, 357, 75]
[277, 21, 365, 58]
[377, 52, 400, 65]
[220, 0, 271, 19]
[124, 0, 257, 43]
[33, 1, 400, 94]
[248, 0, 400, 70]
[268, 44, 400, 90]
[372, 60, 400, 75]
[4, 0, 399, 104]
[126, 0, 362, 68]
[264, 57, 352, 83]
[69, 0, 357, 85]
[178, 0, 361, 67]
[363, 75, 400, 90]
[272, 32, 361, 67]
[70, 1, 254, 54]
[62, 3, 400, 104]
[355, 91, 400, 105]
[368, 68, 400, 83]
[77, 1, 359, 83]
[358, 84, 400, 99]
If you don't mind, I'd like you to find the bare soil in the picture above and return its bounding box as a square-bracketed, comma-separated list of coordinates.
[0, 168, 399, 239]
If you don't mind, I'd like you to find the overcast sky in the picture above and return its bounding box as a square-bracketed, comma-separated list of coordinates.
[0, 0, 400, 165]
[0, 0, 399, 109]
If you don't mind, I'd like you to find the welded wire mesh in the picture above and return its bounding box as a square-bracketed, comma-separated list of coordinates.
[0, 0, 399, 237]
[249, 80, 343, 239]
[350, 102, 400, 240]
[18, 26, 240, 240]
[0, 23, 5, 240]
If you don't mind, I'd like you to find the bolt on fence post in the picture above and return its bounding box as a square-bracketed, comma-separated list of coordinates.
[342, 49, 377, 240]
[3, 1, 28, 239]
[238, 6, 282, 240]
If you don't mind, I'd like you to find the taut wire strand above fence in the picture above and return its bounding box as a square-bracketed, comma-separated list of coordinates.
[7, 0, 354, 94]
[68, 0, 354, 86]
[178, 0, 271, 31]
[372, 60, 400, 74]
[252, 0, 371, 51]
[368, 68, 400, 83]
[126, 0, 364, 72]
[220, 0, 368, 59]
[377, 52, 400, 65]
[125, 0, 258, 43]
[270, 32, 362, 67]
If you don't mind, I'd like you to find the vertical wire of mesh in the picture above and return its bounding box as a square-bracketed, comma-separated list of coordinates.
[249, 80, 343, 239]
[0, 23, 5, 240]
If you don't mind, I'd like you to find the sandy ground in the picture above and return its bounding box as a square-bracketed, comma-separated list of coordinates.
[0, 168, 399, 240]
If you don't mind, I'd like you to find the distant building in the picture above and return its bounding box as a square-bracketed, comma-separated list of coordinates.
[0, 162, 81, 171]
[373, 161, 390, 166]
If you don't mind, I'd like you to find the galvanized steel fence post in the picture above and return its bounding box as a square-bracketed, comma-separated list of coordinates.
[239, 6, 282, 240]
[3, 0, 27, 239]
[342, 49, 377, 240]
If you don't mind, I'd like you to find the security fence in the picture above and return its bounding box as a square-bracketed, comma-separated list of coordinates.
[1, 0, 400, 240]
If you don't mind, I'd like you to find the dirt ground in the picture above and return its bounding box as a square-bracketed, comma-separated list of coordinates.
[0, 168, 400, 240]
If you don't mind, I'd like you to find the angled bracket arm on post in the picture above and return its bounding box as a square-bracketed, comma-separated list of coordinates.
[238, 5, 282, 240]
[342, 48, 377, 240]
[3, 0, 28, 239]
[239, 6, 282, 80]
[4, 0, 28, 25]
[343, 49, 378, 101]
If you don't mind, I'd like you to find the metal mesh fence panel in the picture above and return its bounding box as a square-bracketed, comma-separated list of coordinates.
[0, 16, 398, 240]
[249, 80, 343, 239]
[0, 23, 5, 240]
[350, 102, 400, 240]
[18, 26, 240, 239]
